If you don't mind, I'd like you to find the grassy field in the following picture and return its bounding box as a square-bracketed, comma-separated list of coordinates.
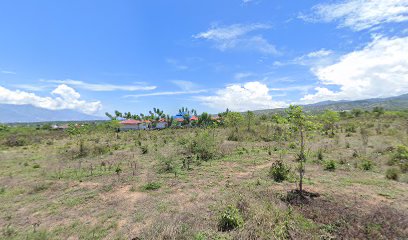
[0, 111, 408, 239]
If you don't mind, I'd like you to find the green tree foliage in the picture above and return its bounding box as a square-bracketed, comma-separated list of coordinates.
[271, 114, 287, 124]
[105, 112, 115, 120]
[245, 110, 255, 132]
[391, 145, 408, 172]
[351, 108, 363, 117]
[114, 110, 123, 119]
[321, 110, 340, 135]
[373, 106, 385, 117]
[66, 124, 91, 158]
[198, 112, 212, 127]
[269, 159, 291, 182]
[224, 112, 244, 131]
[218, 205, 244, 231]
[286, 105, 315, 194]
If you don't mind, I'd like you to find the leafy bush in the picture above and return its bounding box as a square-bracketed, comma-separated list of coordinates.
[218, 205, 244, 231]
[32, 163, 41, 169]
[323, 160, 336, 171]
[352, 150, 359, 158]
[140, 145, 148, 154]
[288, 142, 296, 149]
[345, 123, 357, 133]
[188, 131, 218, 161]
[227, 130, 242, 141]
[5, 135, 28, 147]
[390, 145, 408, 172]
[385, 168, 400, 180]
[317, 149, 324, 161]
[142, 182, 161, 191]
[158, 155, 176, 173]
[361, 159, 373, 171]
[269, 160, 291, 182]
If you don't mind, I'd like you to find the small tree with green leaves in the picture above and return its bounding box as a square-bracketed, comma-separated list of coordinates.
[67, 124, 90, 158]
[224, 112, 244, 132]
[224, 112, 244, 141]
[286, 105, 314, 195]
[321, 110, 340, 136]
[245, 110, 255, 132]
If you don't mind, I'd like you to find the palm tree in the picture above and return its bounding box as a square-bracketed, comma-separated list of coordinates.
[105, 112, 115, 120]
[124, 112, 132, 119]
[114, 110, 123, 119]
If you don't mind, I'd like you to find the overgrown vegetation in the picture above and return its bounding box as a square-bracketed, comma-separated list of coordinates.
[1, 107, 407, 239]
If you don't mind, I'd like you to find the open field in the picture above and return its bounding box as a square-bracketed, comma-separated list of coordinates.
[1, 111, 408, 239]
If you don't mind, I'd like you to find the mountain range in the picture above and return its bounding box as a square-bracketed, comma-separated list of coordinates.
[0, 104, 104, 123]
[1, 94, 407, 123]
[255, 93, 408, 114]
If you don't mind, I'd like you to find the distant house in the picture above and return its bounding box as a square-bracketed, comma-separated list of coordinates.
[211, 116, 221, 122]
[119, 119, 142, 131]
[156, 119, 168, 129]
[190, 116, 198, 121]
[51, 124, 69, 130]
[138, 120, 151, 130]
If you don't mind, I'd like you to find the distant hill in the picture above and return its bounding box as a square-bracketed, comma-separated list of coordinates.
[0, 104, 104, 123]
[254, 93, 408, 114]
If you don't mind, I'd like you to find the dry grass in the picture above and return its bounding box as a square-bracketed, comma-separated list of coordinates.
[0, 115, 407, 239]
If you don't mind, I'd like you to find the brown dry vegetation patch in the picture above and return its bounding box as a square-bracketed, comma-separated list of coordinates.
[294, 194, 408, 239]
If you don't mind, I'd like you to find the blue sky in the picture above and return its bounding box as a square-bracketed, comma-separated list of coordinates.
[1, 0, 408, 116]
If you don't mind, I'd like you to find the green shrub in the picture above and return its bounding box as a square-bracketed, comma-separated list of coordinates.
[317, 149, 324, 161]
[218, 205, 244, 231]
[190, 131, 217, 161]
[393, 145, 408, 160]
[115, 165, 122, 175]
[361, 159, 373, 171]
[140, 145, 148, 154]
[385, 168, 400, 180]
[391, 145, 408, 172]
[5, 135, 28, 147]
[142, 182, 161, 191]
[158, 155, 176, 173]
[269, 160, 291, 182]
[345, 124, 357, 133]
[288, 142, 296, 149]
[32, 163, 41, 169]
[323, 160, 336, 171]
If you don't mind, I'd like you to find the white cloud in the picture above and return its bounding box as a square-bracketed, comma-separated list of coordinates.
[1, 70, 16, 74]
[272, 49, 336, 69]
[170, 80, 199, 91]
[12, 84, 48, 92]
[124, 90, 207, 98]
[197, 81, 286, 111]
[42, 79, 156, 91]
[234, 72, 253, 80]
[307, 49, 333, 58]
[302, 36, 408, 103]
[302, 0, 408, 31]
[193, 24, 277, 54]
[0, 84, 102, 114]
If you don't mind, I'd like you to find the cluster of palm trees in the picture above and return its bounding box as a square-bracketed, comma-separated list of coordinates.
[105, 108, 173, 124]
[105, 107, 230, 128]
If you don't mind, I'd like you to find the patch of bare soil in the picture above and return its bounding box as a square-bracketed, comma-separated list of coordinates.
[293, 194, 408, 239]
[284, 189, 320, 205]
[100, 185, 147, 206]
